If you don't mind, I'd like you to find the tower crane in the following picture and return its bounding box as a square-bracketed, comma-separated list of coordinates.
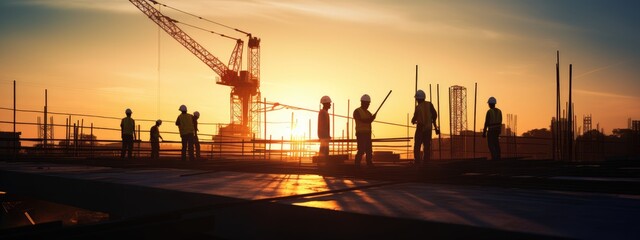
[129, 0, 261, 137]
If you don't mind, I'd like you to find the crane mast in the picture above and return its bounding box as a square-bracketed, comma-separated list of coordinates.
[129, 0, 261, 137]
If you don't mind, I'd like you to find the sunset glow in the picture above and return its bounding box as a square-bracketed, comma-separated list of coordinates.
[1, 0, 638, 142]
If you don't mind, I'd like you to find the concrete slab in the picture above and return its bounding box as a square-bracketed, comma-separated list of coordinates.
[2, 161, 639, 239]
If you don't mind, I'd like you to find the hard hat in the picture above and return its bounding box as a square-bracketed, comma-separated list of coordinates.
[488, 97, 497, 104]
[156, 119, 162, 125]
[179, 104, 187, 112]
[414, 90, 426, 100]
[125, 108, 132, 114]
[320, 95, 332, 104]
[194, 111, 200, 117]
[360, 94, 371, 102]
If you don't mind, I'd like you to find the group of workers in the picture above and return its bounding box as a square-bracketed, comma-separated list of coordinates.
[119, 104, 202, 161]
[120, 92, 503, 164]
[318, 91, 502, 167]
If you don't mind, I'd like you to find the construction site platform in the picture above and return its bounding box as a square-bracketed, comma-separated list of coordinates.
[1, 158, 640, 239]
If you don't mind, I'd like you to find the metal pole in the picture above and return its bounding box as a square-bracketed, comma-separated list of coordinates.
[264, 98, 267, 160]
[264, 98, 267, 141]
[13, 80, 16, 134]
[44, 89, 48, 151]
[347, 99, 350, 160]
[415, 65, 418, 105]
[90, 123, 94, 158]
[556, 51, 560, 160]
[437, 84, 442, 160]
[569, 64, 573, 161]
[407, 113, 410, 160]
[474, 82, 477, 159]
[332, 103, 335, 155]
[13, 80, 16, 159]
[81, 119, 84, 156]
[449, 87, 453, 159]
[373, 90, 392, 115]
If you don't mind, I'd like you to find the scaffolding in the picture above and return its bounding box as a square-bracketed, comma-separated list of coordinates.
[449, 85, 467, 158]
[450, 86, 467, 135]
[583, 114, 592, 134]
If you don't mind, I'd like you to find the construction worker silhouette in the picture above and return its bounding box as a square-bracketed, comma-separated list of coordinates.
[482, 96, 502, 160]
[193, 111, 201, 159]
[354, 94, 376, 167]
[411, 90, 438, 165]
[150, 119, 163, 160]
[318, 96, 332, 158]
[175, 105, 195, 161]
[120, 108, 136, 159]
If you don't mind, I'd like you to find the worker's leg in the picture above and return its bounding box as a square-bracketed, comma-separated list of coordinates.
[194, 134, 201, 158]
[319, 139, 329, 156]
[127, 136, 134, 159]
[423, 131, 432, 163]
[120, 134, 126, 159]
[180, 134, 187, 161]
[187, 134, 195, 161]
[365, 134, 373, 166]
[151, 141, 159, 159]
[413, 130, 424, 164]
[488, 130, 499, 160]
[355, 133, 365, 167]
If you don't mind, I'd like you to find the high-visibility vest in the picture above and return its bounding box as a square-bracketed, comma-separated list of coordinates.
[488, 108, 502, 129]
[121, 117, 135, 135]
[355, 107, 372, 134]
[416, 101, 433, 131]
[176, 113, 195, 135]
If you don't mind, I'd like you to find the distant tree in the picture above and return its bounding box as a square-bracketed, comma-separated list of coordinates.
[522, 128, 552, 138]
[612, 128, 634, 139]
[578, 129, 606, 141]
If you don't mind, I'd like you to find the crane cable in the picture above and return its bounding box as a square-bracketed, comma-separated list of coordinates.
[175, 21, 241, 41]
[149, 0, 252, 37]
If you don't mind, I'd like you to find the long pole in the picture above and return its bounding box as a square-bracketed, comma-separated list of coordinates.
[437, 84, 442, 160]
[332, 102, 335, 155]
[414, 65, 418, 160]
[415, 65, 418, 104]
[44, 89, 48, 151]
[347, 99, 350, 160]
[264, 98, 267, 141]
[13, 80, 16, 159]
[555, 51, 560, 160]
[568, 64, 573, 161]
[373, 90, 392, 115]
[448, 87, 453, 159]
[406, 113, 409, 160]
[13, 80, 16, 135]
[473, 82, 477, 159]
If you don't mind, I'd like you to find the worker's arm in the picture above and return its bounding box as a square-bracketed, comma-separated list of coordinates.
[411, 106, 419, 124]
[132, 120, 137, 141]
[175, 116, 180, 126]
[430, 103, 437, 122]
[482, 111, 490, 137]
[430, 104, 440, 134]
[354, 110, 375, 124]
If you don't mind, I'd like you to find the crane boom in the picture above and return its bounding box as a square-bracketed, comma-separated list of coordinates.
[130, 0, 262, 138]
[129, 0, 242, 86]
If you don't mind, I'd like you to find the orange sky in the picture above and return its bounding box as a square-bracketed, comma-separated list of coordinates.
[1, 0, 639, 142]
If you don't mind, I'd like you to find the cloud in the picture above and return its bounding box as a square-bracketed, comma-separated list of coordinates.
[575, 61, 626, 79]
[575, 89, 637, 99]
